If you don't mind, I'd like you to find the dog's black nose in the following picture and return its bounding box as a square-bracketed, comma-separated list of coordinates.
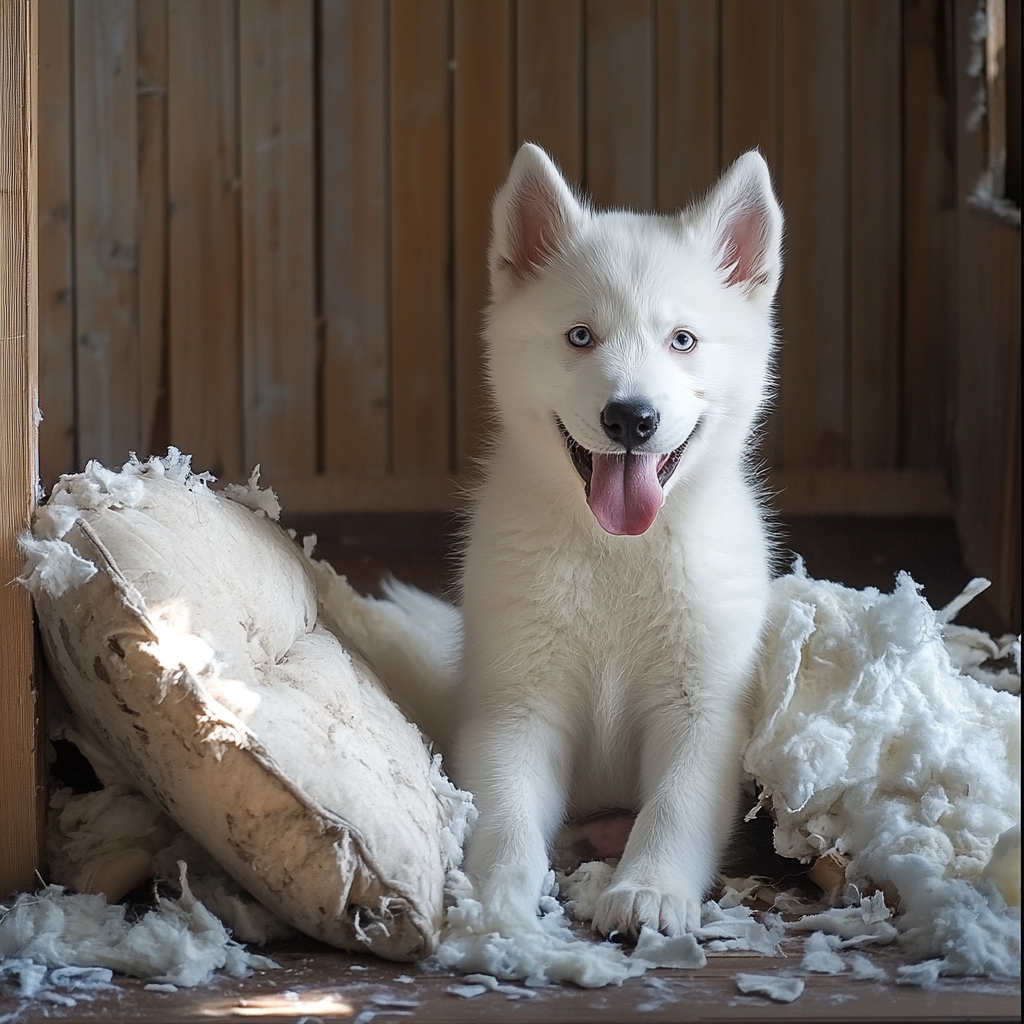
[601, 399, 660, 451]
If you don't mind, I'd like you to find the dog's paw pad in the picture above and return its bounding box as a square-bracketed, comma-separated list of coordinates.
[592, 884, 700, 939]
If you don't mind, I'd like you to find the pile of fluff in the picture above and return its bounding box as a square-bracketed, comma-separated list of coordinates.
[431, 866, 786, 988]
[744, 565, 1020, 982]
[0, 864, 277, 1001]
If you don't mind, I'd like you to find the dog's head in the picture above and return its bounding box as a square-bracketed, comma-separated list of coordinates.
[485, 143, 783, 537]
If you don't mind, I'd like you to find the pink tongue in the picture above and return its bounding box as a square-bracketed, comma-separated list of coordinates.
[587, 453, 663, 535]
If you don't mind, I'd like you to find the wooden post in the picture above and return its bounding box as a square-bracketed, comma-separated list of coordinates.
[1, 0, 42, 896]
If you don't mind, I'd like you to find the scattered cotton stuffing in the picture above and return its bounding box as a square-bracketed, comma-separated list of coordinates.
[800, 932, 846, 974]
[694, 900, 786, 955]
[0, 864, 276, 990]
[631, 928, 705, 969]
[20, 449, 216, 603]
[222, 464, 281, 520]
[429, 867, 783, 987]
[45, 782, 294, 945]
[431, 870, 649, 987]
[735, 972, 805, 1002]
[786, 891, 897, 946]
[848, 952, 887, 981]
[428, 755, 478, 873]
[745, 566, 1020, 982]
[555, 860, 615, 921]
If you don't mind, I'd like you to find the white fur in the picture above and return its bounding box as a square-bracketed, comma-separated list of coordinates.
[457, 144, 783, 938]
[337, 144, 783, 941]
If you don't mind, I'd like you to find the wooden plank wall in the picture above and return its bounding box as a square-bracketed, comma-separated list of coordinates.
[1, 0, 43, 896]
[952, 0, 1021, 630]
[32, 0, 999, 522]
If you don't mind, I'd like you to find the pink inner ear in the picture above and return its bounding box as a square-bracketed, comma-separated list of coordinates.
[721, 200, 769, 288]
[509, 177, 564, 279]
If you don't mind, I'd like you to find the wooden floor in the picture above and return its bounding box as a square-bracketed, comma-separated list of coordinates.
[4, 514, 1019, 1023]
[1, 940, 1020, 1023]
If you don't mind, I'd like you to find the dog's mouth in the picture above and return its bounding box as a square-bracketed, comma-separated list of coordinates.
[557, 418, 700, 536]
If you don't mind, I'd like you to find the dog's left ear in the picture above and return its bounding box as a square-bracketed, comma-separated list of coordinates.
[697, 150, 783, 306]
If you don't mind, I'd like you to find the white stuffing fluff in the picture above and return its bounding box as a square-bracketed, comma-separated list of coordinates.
[0, 865, 276, 990]
[222, 465, 282, 520]
[48, 752, 292, 947]
[631, 928, 705, 969]
[800, 931, 847, 974]
[746, 565, 1020, 982]
[428, 755, 478, 873]
[431, 869, 650, 987]
[429, 867, 781, 987]
[556, 861, 616, 922]
[849, 951, 887, 981]
[19, 449, 215, 602]
[735, 972, 805, 1002]
[786, 891, 897, 946]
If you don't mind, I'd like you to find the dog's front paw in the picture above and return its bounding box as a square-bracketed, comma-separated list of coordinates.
[592, 882, 701, 939]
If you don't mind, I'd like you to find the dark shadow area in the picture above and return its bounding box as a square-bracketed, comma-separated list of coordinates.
[282, 512, 1007, 634]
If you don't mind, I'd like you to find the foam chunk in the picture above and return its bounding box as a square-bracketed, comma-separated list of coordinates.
[787, 891, 896, 946]
[800, 931, 846, 974]
[631, 927, 705, 969]
[735, 973, 805, 1002]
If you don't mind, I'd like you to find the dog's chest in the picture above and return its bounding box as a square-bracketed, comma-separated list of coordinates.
[531, 533, 707, 684]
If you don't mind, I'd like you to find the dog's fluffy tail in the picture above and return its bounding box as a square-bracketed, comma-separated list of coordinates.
[312, 562, 462, 756]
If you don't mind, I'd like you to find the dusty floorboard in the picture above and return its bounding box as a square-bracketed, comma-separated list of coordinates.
[0, 938, 1020, 1023]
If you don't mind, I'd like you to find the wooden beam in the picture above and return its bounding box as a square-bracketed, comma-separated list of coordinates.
[248, 469, 951, 517]
[769, 468, 951, 517]
[1, 0, 43, 896]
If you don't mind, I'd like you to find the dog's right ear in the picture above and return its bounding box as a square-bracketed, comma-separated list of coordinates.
[490, 143, 583, 301]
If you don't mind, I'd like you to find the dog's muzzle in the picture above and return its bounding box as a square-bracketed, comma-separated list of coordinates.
[556, 419, 694, 495]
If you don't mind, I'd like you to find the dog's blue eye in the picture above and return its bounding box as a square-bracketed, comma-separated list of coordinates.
[567, 325, 593, 348]
[671, 330, 697, 352]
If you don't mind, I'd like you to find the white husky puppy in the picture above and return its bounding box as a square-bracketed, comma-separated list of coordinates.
[336, 142, 783, 940]
[454, 143, 783, 939]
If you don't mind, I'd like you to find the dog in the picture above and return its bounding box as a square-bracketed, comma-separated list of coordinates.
[455, 143, 783, 939]
[338, 142, 783, 940]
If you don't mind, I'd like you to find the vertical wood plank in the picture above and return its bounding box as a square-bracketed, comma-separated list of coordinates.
[721, 0, 778, 169]
[239, 0, 317, 476]
[779, 0, 846, 468]
[390, 0, 452, 475]
[454, 0, 510, 469]
[1, 0, 43, 895]
[167, 0, 242, 479]
[902, 0, 955, 470]
[516, 0, 583, 184]
[320, 0, 388, 474]
[36, 0, 74, 486]
[73, 0, 140, 467]
[137, 0, 167, 459]
[586, 0, 655, 208]
[953, 0, 1021, 629]
[721, 0, 780, 465]
[849, 0, 901, 469]
[656, 0, 719, 212]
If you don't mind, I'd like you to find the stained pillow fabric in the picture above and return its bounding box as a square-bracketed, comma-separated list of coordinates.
[23, 454, 455, 961]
